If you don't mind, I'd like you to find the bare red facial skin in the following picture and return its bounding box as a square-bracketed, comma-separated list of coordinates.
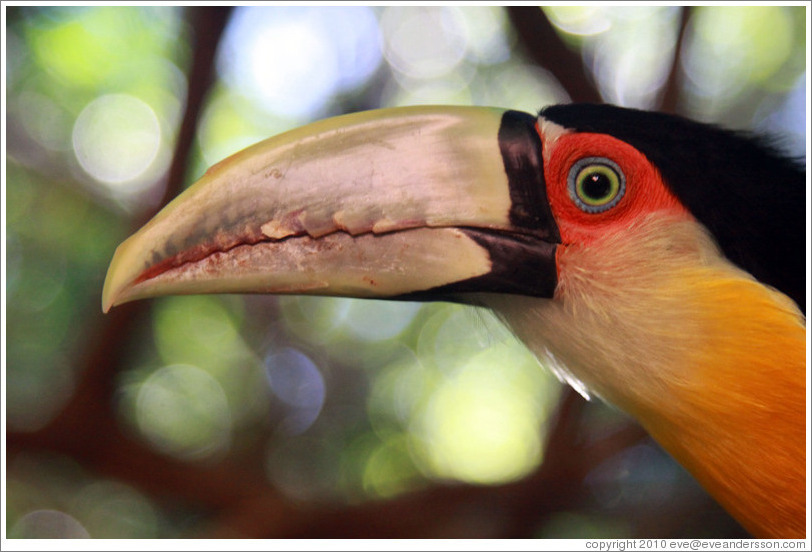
[540, 129, 690, 247]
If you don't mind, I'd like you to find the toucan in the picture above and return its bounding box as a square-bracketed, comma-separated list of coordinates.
[102, 104, 807, 538]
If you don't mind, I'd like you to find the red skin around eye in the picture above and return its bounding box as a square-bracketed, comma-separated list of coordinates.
[541, 130, 689, 246]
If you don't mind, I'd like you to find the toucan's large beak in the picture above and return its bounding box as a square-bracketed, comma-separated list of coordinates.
[102, 106, 560, 312]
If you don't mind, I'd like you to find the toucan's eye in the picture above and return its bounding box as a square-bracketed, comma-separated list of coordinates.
[567, 157, 626, 213]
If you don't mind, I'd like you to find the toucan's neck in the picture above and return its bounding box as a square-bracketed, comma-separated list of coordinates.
[485, 215, 806, 538]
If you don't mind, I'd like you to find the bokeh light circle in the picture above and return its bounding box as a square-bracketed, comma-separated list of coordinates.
[265, 347, 327, 434]
[135, 363, 232, 461]
[10, 510, 90, 538]
[72, 93, 161, 185]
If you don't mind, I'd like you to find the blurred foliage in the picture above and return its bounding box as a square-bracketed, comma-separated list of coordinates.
[3, 5, 807, 540]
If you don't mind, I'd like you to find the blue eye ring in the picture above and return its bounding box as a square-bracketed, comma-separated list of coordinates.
[567, 157, 626, 213]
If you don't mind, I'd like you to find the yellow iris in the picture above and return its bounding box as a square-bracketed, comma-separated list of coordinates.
[568, 157, 625, 213]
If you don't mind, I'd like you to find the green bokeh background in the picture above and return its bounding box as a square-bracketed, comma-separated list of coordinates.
[4, 5, 807, 540]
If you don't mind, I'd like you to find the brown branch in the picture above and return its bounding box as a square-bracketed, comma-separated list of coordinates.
[7, 4, 238, 509]
[506, 6, 603, 104]
[197, 389, 649, 539]
[158, 6, 233, 211]
[659, 6, 692, 114]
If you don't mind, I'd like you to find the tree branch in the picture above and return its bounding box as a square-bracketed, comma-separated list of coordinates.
[506, 6, 603, 104]
[7, 3, 238, 510]
[659, 6, 692, 114]
[158, 6, 233, 210]
[197, 390, 649, 538]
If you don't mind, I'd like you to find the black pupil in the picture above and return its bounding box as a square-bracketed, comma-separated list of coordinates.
[582, 171, 612, 200]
